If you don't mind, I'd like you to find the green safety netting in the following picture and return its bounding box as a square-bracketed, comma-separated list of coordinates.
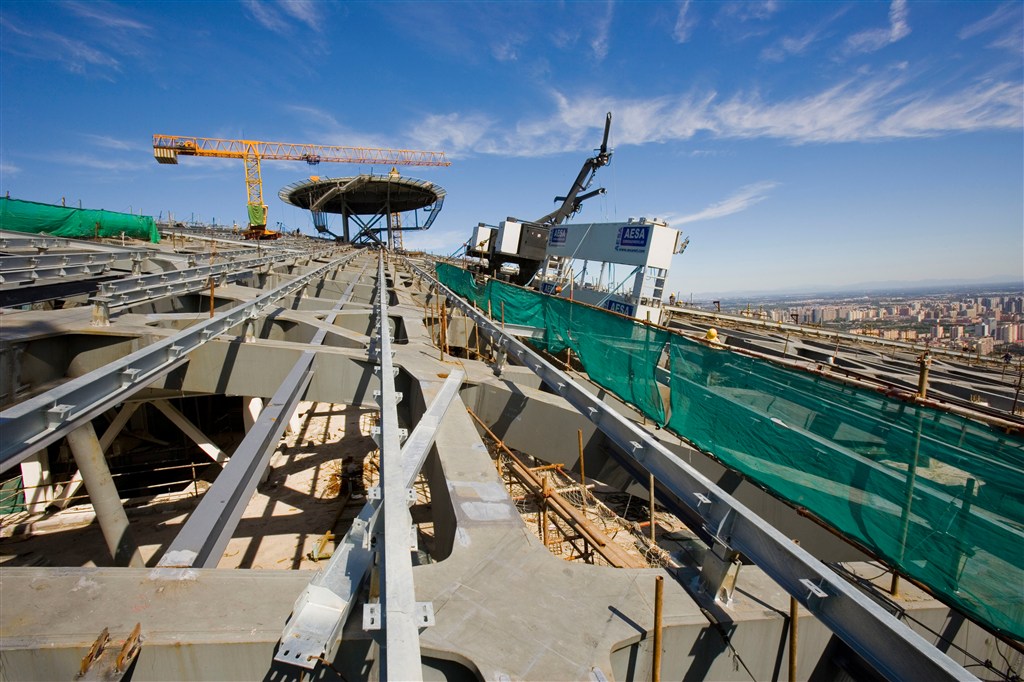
[668, 335, 1024, 641]
[435, 260, 1024, 641]
[543, 295, 669, 424]
[435, 262, 668, 424]
[0, 197, 160, 242]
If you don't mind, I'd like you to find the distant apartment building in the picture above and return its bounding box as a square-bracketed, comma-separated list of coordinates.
[997, 325, 1018, 343]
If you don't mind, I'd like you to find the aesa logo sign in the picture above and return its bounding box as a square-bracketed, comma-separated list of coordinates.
[615, 225, 649, 252]
[549, 226, 568, 246]
[604, 299, 635, 317]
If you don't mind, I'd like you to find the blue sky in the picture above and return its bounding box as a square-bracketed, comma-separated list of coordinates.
[1, 1, 1021, 297]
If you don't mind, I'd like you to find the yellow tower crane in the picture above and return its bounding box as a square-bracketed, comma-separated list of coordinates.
[153, 135, 450, 240]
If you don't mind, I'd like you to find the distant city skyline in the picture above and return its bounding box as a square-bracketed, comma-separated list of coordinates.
[697, 287, 1024, 356]
[1, 1, 1021, 295]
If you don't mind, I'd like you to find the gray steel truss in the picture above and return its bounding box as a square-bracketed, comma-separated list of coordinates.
[275, 368, 464, 670]
[0, 252, 124, 285]
[156, 355, 312, 568]
[88, 251, 333, 323]
[405, 257, 977, 682]
[0, 252, 358, 475]
[156, 256, 371, 568]
[372, 252, 425, 681]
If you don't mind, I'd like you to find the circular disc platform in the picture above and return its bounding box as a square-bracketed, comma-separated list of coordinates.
[279, 174, 445, 215]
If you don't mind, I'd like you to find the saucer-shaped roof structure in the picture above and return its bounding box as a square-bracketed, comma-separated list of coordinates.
[279, 174, 445, 215]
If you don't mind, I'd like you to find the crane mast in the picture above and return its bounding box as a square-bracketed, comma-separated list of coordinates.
[154, 135, 450, 240]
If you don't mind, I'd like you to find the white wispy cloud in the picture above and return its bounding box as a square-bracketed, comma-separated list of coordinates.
[877, 80, 1023, 137]
[245, 0, 289, 33]
[590, 1, 614, 61]
[0, 11, 148, 79]
[284, 104, 394, 149]
[403, 69, 1022, 158]
[82, 134, 143, 151]
[761, 29, 818, 62]
[406, 113, 494, 157]
[672, 1, 696, 44]
[718, 1, 779, 23]
[492, 33, 528, 62]
[668, 181, 780, 225]
[64, 1, 150, 32]
[959, 4, 1023, 52]
[279, 0, 320, 32]
[0, 162, 21, 177]
[845, 0, 910, 54]
[245, 0, 320, 34]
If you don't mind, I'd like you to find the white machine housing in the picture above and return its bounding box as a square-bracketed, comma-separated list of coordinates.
[539, 217, 684, 321]
[471, 224, 496, 254]
[493, 219, 523, 256]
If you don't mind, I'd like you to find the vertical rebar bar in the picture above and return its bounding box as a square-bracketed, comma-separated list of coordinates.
[578, 429, 586, 504]
[790, 539, 800, 682]
[649, 472, 656, 547]
[653, 575, 664, 682]
[541, 476, 549, 546]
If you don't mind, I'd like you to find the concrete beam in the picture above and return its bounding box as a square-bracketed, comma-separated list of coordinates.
[151, 399, 228, 465]
[65, 422, 144, 568]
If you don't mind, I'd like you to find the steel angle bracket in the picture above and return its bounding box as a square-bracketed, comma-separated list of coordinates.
[276, 502, 379, 668]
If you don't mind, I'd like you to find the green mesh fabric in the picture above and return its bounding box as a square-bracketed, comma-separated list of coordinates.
[436, 260, 1024, 640]
[668, 335, 1024, 640]
[436, 262, 668, 424]
[543, 295, 669, 424]
[0, 197, 160, 242]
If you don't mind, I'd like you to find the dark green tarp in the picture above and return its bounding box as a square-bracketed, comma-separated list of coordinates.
[667, 334, 1024, 640]
[436, 259, 1024, 641]
[0, 197, 160, 242]
[436, 261, 668, 425]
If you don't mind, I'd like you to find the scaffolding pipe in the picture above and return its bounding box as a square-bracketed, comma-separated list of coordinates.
[466, 408, 643, 568]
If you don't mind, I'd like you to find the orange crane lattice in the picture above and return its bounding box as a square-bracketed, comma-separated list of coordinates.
[153, 135, 450, 239]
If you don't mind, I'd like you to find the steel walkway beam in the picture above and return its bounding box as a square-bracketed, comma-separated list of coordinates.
[0, 252, 358, 474]
[155, 255, 372, 568]
[275, 368, 464, 670]
[372, 252, 425, 681]
[406, 257, 977, 682]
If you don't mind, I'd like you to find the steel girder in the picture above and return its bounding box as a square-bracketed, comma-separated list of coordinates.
[0, 252, 358, 474]
[155, 256, 371, 568]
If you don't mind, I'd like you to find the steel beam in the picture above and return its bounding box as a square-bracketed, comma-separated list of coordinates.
[0, 260, 115, 285]
[373, 252, 424, 681]
[0, 252, 358, 474]
[156, 355, 313, 568]
[406, 257, 977, 682]
[151, 400, 229, 465]
[275, 366, 464, 670]
[156, 255, 370, 568]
